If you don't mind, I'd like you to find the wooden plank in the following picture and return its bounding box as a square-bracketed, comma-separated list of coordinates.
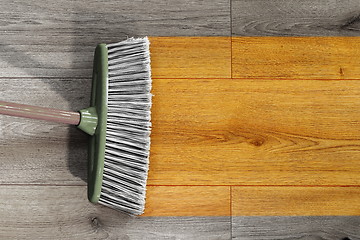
[0, 0, 230, 78]
[232, 187, 360, 216]
[0, 0, 230, 40]
[232, 216, 360, 240]
[232, 37, 360, 79]
[143, 186, 230, 216]
[2, 78, 360, 186]
[0, 78, 90, 184]
[0, 185, 230, 239]
[148, 78, 360, 185]
[232, 0, 360, 36]
[0, 37, 231, 78]
[150, 37, 231, 78]
[131, 217, 231, 240]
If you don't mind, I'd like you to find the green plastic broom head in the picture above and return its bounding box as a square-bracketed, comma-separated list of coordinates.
[77, 38, 152, 215]
[78, 43, 108, 204]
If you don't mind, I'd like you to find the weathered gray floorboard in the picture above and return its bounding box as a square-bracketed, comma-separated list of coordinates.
[232, 216, 360, 240]
[1, 77, 90, 183]
[0, 1, 232, 237]
[232, 0, 360, 36]
[0, 0, 230, 78]
[0, 185, 230, 240]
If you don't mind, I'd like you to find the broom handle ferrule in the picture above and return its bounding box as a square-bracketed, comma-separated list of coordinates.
[0, 100, 81, 125]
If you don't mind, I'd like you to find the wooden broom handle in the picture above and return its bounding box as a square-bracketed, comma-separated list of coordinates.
[0, 100, 81, 125]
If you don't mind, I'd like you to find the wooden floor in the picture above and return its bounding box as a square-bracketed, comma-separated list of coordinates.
[1, 1, 360, 239]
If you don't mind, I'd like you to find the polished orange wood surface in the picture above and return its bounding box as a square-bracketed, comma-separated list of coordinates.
[141, 37, 360, 216]
[232, 186, 360, 216]
[149, 37, 231, 78]
[148, 78, 360, 186]
[232, 37, 360, 79]
[143, 186, 230, 216]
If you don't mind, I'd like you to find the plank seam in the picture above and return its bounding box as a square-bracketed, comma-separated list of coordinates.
[230, 185, 233, 239]
[3, 77, 360, 80]
[230, 0, 233, 79]
[146, 185, 360, 187]
[152, 78, 360, 80]
[1, 184, 360, 187]
[0, 184, 86, 186]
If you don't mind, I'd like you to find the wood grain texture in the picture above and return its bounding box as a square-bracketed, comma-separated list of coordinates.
[149, 79, 360, 185]
[1, 0, 230, 38]
[232, 187, 360, 216]
[0, 185, 230, 239]
[232, 216, 360, 240]
[1, 0, 360, 235]
[232, 0, 360, 36]
[232, 37, 360, 79]
[150, 37, 231, 78]
[2, 78, 360, 186]
[0, 37, 231, 78]
[143, 186, 230, 216]
[0, 0, 230, 78]
[0, 78, 90, 184]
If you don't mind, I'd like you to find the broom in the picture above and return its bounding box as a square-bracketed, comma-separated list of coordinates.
[0, 37, 152, 215]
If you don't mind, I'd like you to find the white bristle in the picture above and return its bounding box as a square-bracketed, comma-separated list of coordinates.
[98, 37, 151, 215]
